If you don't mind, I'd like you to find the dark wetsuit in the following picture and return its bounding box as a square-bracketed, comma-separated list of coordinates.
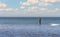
[39, 18, 41, 25]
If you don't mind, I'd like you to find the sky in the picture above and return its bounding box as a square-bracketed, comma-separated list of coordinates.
[0, 0, 60, 17]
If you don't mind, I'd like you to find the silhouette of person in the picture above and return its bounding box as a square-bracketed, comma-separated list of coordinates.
[39, 18, 41, 25]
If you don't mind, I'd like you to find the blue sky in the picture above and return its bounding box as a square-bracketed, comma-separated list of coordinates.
[0, 0, 60, 17]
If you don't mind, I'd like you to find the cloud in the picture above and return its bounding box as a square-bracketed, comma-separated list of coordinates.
[20, 0, 53, 8]
[20, 6, 25, 9]
[20, 0, 39, 6]
[0, 3, 18, 12]
[27, 8, 47, 13]
[0, 3, 7, 8]
[0, 7, 60, 17]
[19, 0, 60, 17]
[20, 2, 30, 6]
[27, 0, 39, 4]
[23, 8, 60, 17]
[0, 8, 18, 11]
[44, 0, 60, 3]
[38, 2, 52, 6]
[26, 7, 60, 13]
[48, 8, 60, 12]
[0, 1, 60, 17]
[26, 6, 38, 12]
[5, 8, 15, 11]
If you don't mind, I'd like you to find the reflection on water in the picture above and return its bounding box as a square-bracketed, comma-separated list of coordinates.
[50, 24, 60, 26]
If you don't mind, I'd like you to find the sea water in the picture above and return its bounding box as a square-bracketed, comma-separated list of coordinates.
[0, 17, 60, 37]
[0, 17, 40, 37]
[0, 17, 39, 24]
[41, 17, 60, 25]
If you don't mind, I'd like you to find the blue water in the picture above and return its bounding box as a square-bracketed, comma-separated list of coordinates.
[0, 17, 60, 37]
[0, 17, 60, 25]
[41, 17, 60, 25]
[0, 17, 39, 24]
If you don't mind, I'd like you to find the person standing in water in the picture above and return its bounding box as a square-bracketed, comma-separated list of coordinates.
[39, 18, 41, 25]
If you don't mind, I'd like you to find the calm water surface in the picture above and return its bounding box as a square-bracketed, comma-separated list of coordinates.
[0, 17, 60, 37]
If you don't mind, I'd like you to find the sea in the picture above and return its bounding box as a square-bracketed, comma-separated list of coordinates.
[0, 17, 60, 37]
[0, 17, 39, 24]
